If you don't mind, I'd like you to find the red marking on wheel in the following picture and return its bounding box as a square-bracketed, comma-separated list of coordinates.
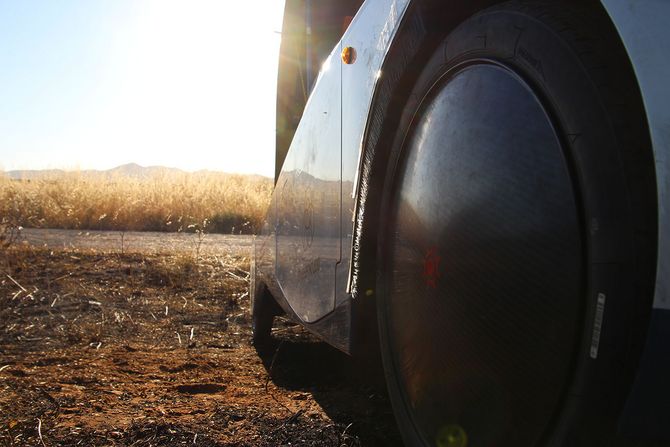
[423, 247, 441, 289]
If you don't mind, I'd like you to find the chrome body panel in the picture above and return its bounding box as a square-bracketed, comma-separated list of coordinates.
[274, 43, 342, 323]
[601, 0, 670, 311]
[257, 0, 411, 325]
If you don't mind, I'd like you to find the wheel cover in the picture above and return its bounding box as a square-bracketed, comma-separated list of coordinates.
[384, 63, 583, 446]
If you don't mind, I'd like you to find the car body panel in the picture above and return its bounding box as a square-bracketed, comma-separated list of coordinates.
[259, 0, 411, 325]
[601, 0, 670, 312]
[274, 42, 342, 324]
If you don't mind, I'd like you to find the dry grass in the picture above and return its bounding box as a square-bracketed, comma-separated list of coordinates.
[0, 170, 272, 234]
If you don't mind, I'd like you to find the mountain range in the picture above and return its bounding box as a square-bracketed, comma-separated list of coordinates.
[3, 163, 269, 181]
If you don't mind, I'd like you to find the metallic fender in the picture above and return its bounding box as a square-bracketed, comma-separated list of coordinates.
[600, 0, 670, 313]
[600, 0, 670, 438]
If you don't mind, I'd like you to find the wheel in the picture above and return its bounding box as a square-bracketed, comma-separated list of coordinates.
[251, 291, 274, 348]
[376, 2, 656, 446]
[250, 256, 279, 347]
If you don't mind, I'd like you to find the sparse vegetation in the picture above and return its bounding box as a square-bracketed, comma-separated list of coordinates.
[0, 218, 22, 250]
[0, 170, 272, 234]
[0, 243, 401, 446]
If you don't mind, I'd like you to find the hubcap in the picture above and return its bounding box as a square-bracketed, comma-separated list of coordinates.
[384, 64, 583, 446]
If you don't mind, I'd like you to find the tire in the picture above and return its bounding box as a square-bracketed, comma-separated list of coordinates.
[376, 2, 657, 447]
[250, 257, 279, 348]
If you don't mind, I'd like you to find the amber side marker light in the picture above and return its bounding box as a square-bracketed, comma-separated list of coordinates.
[341, 46, 356, 65]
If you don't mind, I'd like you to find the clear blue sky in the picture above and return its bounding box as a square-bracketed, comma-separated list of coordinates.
[0, 0, 285, 176]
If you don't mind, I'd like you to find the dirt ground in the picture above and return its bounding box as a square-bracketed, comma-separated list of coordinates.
[0, 243, 402, 446]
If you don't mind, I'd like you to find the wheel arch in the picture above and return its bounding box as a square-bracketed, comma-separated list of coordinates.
[349, 0, 507, 353]
[348, 0, 656, 353]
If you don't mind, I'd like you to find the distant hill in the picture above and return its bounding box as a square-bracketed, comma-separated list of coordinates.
[103, 163, 185, 179]
[3, 163, 270, 181]
[4, 168, 67, 179]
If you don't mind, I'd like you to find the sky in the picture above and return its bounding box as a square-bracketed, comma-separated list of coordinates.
[0, 0, 285, 176]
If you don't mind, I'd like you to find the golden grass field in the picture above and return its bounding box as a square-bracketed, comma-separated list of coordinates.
[0, 170, 272, 234]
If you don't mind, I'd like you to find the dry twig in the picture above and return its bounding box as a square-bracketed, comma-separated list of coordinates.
[6, 274, 27, 292]
[37, 418, 46, 447]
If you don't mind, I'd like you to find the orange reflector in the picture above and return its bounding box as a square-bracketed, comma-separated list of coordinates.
[341, 46, 356, 65]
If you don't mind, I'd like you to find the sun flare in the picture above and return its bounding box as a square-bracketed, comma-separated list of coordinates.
[0, 1, 285, 176]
